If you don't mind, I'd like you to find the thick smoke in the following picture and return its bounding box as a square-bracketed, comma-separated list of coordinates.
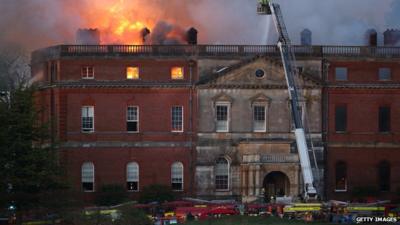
[0, 0, 399, 51]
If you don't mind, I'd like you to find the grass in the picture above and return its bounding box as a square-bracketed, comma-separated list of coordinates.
[185, 215, 329, 225]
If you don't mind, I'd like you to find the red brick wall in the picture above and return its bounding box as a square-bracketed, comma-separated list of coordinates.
[327, 148, 400, 201]
[61, 147, 192, 196]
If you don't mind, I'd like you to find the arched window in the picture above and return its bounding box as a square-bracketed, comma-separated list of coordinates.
[171, 162, 183, 191]
[335, 161, 347, 191]
[127, 162, 139, 191]
[378, 161, 390, 192]
[215, 157, 229, 190]
[81, 162, 94, 192]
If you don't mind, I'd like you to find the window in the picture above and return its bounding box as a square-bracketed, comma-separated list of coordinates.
[216, 103, 229, 132]
[379, 106, 391, 132]
[82, 106, 94, 132]
[171, 67, 184, 80]
[82, 162, 94, 192]
[378, 161, 390, 192]
[82, 66, 94, 79]
[378, 68, 391, 81]
[335, 161, 347, 192]
[335, 67, 347, 81]
[127, 162, 139, 191]
[171, 106, 183, 132]
[253, 105, 266, 132]
[335, 105, 347, 132]
[215, 157, 229, 190]
[171, 162, 183, 191]
[127, 106, 139, 132]
[126, 67, 139, 79]
[50, 61, 57, 82]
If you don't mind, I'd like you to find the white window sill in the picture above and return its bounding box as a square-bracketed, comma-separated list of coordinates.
[334, 189, 347, 193]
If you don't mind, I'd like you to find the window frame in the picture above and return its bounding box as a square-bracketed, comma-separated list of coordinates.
[171, 162, 184, 191]
[253, 104, 267, 132]
[215, 157, 230, 191]
[171, 106, 184, 133]
[126, 162, 139, 192]
[81, 66, 94, 79]
[81, 106, 94, 133]
[171, 67, 184, 80]
[126, 66, 140, 80]
[335, 67, 348, 81]
[127, 106, 139, 133]
[334, 161, 347, 192]
[81, 162, 95, 192]
[215, 102, 230, 133]
[378, 68, 391, 81]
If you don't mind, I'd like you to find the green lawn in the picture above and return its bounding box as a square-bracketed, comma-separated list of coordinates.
[185, 215, 329, 225]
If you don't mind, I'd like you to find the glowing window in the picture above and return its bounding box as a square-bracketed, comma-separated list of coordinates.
[171, 67, 184, 80]
[127, 67, 139, 79]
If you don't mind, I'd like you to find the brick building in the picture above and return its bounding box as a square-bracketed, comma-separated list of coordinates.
[31, 44, 400, 202]
[32, 50, 198, 198]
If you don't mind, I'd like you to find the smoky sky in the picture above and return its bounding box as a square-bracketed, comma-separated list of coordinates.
[0, 0, 399, 51]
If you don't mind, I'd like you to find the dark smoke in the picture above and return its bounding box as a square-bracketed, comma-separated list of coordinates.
[146, 21, 186, 45]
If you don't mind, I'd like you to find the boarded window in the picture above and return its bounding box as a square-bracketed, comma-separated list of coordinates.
[171, 162, 183, 191]
[81, 106, 94, 132]
[335, 67, 347, 81]
[378, 68, 391, 81]
[335, 161, 347, 191]
[378, 161, 390, 192]
[253, 105, 266, 132]
[171, 106, 183, 132]
[127, 162, 139, 191]
[335, 106, 347, 132]
[127, 106, 139, 132]
[82, 162, 94, 192]
[215, 158, 229, 190]
[379, 106, 391, 132]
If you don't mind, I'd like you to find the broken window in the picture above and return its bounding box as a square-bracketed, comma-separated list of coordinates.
[171, 67, 184, 80]
[216, 103, 229, 132]
[171, 106, 183, 132]
[171, 162, 183, 191]
[81, 66, 94, 79]
[253, 105, 266, 132]
[81, 106, 94, 132]
[215, 157, 229, 190]
[378, 68, 391, 81]
[335, 67, 347, 81]
[335, 161, 347, 191]
[82, 162, 94, 192]
[127, 162, 139, 191]
[126, 67, 139, 79]
[378, 161, 390, 192]
[379, 106, 391, 132]
[335, 105, 347, 132]
[127, 106, 139, 132]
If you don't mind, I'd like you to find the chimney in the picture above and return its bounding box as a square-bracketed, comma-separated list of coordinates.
[365, 29, 377, 46]
[300, 29, 312, 46]
[383, 29, 400, 46]
[76, 28, 100, 45]
[140, 27, 151, 43]
[186, 27, 198, 45]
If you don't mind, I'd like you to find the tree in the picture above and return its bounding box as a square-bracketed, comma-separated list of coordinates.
[0, 47, 67, 223]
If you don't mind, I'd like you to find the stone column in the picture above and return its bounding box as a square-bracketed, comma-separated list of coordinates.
[241, 167, 247, 196]
[255, 165, 261, 196]
[248, 166, 254, 196]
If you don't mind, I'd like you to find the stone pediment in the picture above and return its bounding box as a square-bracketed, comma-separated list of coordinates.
[199, 57, 320, 88]
[212, 92, 233, 102]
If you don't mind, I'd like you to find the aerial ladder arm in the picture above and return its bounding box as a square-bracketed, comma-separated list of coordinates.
[258, 0, 317, 199]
